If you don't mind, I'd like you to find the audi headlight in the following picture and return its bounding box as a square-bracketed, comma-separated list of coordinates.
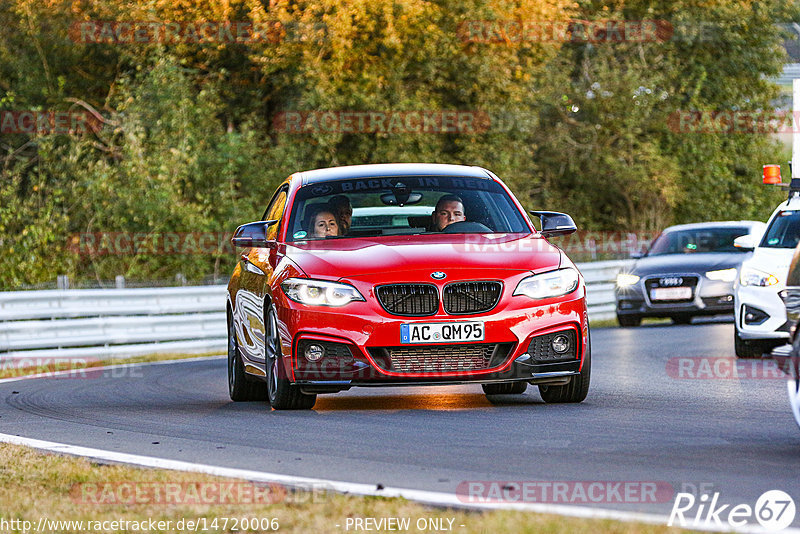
[705, 268, 737, 282]
[739, 267, 779, 287]
[616, 273, 640, 287]
[281, 278, 365, 306]
[513, 268, 579, 300]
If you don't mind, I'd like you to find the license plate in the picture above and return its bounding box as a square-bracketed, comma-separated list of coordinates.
[651, 287, 692, 301]
[400, 322, 484, 344]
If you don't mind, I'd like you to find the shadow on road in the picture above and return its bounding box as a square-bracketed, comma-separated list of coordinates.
[306, 391, 551, 411]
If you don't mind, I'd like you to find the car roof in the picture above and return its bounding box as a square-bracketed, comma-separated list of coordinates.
[661, 221, 765, 233]
[772, 195, 800, 212]
[297, 163, 494, 185]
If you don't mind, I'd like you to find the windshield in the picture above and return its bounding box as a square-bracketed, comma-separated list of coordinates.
[286, 176, 530, 241]
[760, 210, 800, 249]
[646, 227, 751, 256]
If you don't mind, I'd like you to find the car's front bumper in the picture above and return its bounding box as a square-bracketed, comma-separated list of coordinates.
[615, 273, 735, 318]
[734, 284, 790, 341]
[276, 284, 588, 389]
[294, 360, 582, 392]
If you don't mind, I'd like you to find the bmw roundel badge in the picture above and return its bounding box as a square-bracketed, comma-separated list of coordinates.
[431, 271, 446, 280]
[311, 184, 333, 195]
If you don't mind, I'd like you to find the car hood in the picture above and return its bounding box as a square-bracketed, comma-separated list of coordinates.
[283, 233, 562, 280]
[630, 252, 748, 276]
[743, 246, 796, 279]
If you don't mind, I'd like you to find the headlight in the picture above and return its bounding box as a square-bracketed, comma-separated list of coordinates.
[513, 268, 579, 300]
[616, 273, 640, 287]
[705, 268, 737, 282]
[739, 267, 779, 287]
[281, 278, 365, 306]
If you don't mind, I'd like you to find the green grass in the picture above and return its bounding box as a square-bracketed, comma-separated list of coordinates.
[0, 443, 701, 534]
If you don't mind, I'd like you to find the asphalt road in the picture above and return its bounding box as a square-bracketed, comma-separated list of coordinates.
[2, 318, 799, 527]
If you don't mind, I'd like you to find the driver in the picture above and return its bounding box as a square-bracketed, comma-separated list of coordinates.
[328, 195, 352, 234]
[431, 194, 466, 231]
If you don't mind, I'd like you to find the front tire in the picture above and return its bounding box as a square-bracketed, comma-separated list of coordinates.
[482, 382, 527, 396]
[539, 333, 591, 403]
[734, 327, 767, 359]
[265, 305, 316, 410]
[228, 312, 267, 401]
[617, 314, 641, 327]
[671, 314, 692, 325]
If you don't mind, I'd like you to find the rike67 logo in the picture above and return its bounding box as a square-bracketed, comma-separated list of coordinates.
[668, 490, 796, 531]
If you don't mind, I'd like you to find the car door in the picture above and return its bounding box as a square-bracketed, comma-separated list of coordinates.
[235, 185, 288, 365]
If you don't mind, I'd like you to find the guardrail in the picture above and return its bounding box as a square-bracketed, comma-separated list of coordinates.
[580, 259, 634, 321]
[0, 286, 227, 361]
[0, 260, 631, 362]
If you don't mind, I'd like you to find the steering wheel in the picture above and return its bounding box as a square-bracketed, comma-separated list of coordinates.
[442, 221, 492, 233]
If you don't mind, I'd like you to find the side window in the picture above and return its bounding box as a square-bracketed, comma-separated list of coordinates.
[264, 188, 288, 240]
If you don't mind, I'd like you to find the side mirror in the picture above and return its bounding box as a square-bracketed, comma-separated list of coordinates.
[231, 220, 279, 248]
[529, 211, 577, 238]
[733, 235, 756, 251]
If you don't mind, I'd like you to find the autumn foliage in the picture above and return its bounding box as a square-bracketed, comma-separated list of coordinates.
[0, 0, 794, 287]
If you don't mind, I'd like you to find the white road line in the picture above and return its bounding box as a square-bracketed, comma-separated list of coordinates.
[0, 433, 795, 533]
[1, 357, 798, 533]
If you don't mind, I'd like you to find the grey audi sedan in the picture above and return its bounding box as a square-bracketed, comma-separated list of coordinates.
[615, 221, 765, 326]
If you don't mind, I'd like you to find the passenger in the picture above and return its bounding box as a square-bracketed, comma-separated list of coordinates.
[328, 195, 353, 234]
[305, 204, 341, 238]
[431, 194, 466, 231]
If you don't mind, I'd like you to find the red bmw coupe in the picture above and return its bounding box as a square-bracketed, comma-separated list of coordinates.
[227, 163, 589, 409]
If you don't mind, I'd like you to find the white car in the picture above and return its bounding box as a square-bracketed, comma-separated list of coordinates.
[734, 195, 800, 358]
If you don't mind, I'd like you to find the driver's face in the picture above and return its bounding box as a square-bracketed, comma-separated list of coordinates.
[432, 201, 465, 231]
[336, 207, 352, 232]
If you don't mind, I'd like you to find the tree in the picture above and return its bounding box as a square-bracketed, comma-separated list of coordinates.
[0, 0, 795, 287]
